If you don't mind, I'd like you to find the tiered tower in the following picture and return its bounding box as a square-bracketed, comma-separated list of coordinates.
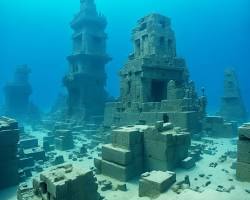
[64, 0, 111, 121]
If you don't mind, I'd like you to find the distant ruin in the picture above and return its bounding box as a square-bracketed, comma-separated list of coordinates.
[3, 65, 40, 122]
[104, 14, 207, 133]
[219, 69, 247, 123]
[64, 0, 111, 123]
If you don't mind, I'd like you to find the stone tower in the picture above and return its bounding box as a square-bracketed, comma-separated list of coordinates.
[120, 14, 189, 104]
[64, 0, 111, 122]
[104, 14, 206, 133]
[219, 69, 247, 122]
[4, 65, 32, 118]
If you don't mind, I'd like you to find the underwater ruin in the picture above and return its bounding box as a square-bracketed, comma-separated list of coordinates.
[0, 0, 249, 200]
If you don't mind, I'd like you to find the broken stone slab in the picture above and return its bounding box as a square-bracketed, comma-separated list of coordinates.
[139, 170, 176, 198]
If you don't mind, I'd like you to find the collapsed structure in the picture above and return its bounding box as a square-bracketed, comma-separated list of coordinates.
[0, 117, 19, 189]
[219, 69, 247, 123]
[95, 121, 191, 181]
[236, 123, 250, 182]
[63, 0, 111, 123]
[17, 164, 100, 200]
[104, 14, 206, 133]
[3, 65, 40, 122]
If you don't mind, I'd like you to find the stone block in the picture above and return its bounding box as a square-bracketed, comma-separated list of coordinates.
[112, 127, 142, 149]
[23, 148, 46, 161]
[19, 138, 38, 149]
[144, 140, 174, 161]
[239, 124, 250, 139]
[139, 171, 176, 198]
[236, 161, 250, 182]
[102, 144, 133, 165]
[181, 157, 195, 169]
[101, 158, 143, 182]
[144, 157, 174, 171]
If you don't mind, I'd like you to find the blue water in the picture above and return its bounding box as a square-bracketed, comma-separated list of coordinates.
[0, 0, 249, 114]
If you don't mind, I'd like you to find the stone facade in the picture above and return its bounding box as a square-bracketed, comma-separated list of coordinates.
[104, 14, 206, 133]
[236, 123, 250, 182]
[17, 164, 100, 200]
[64, 0, 111, 122]
[219, 69, 247, 122]
[0, 117, 19, 189]
[95, 121, 191, 181]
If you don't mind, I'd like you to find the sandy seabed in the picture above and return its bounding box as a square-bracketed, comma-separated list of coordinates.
[0, 130, 250, 200]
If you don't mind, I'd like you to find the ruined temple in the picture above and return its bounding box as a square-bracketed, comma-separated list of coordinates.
[64, 0, 111, 122]
[219, 69, 247, 123]
[104, 14, 206, 133]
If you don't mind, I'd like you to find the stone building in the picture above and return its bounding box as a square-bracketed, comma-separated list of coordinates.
[104, 14, 206, 133]
[236, 123, 250, 182]
[0, 117, 19, 189]
[219, 69, 247, 123]
[17, 164, 100, 200]
[63, 0, 111, 122]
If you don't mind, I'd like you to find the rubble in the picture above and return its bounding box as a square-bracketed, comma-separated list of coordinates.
[0, 117, 20, 189]
[17, 164, 100, 200]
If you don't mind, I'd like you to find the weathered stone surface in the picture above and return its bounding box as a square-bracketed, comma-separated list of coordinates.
[101, 159, 143, 182]
[102, 144, 133, 165]
[139, 171, 176, 198]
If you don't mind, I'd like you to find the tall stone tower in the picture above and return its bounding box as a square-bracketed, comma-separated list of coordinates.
[64, 0, 111, 122]
[219, 69, 247, 122]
